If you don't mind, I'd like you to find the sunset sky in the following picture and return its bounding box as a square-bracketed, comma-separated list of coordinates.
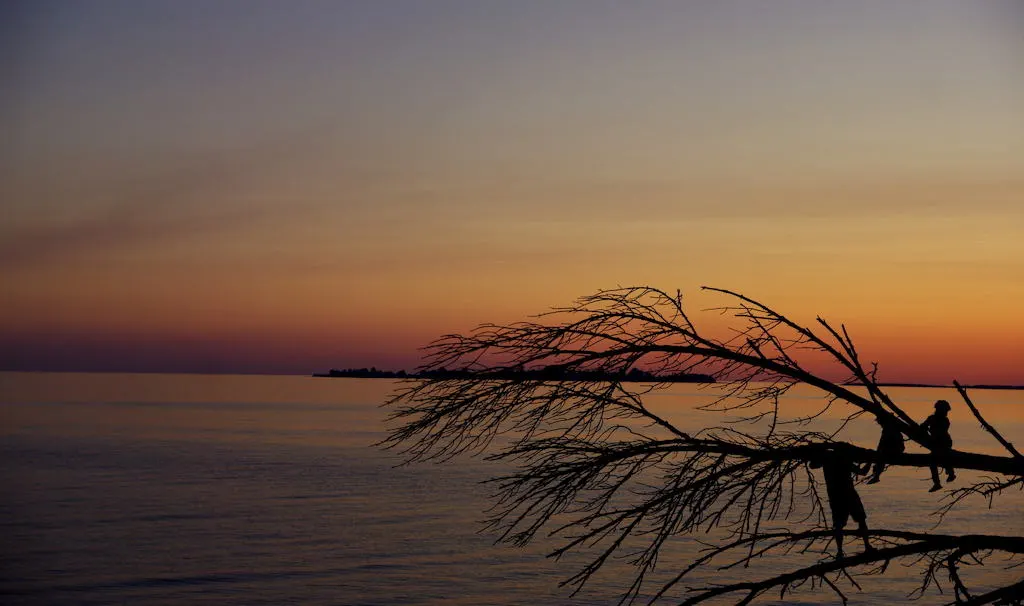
[3, 1, 1023, 383]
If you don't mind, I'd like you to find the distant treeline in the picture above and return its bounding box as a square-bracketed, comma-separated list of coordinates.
[314, 367, 715, 383]
[315, 367, 410, 378]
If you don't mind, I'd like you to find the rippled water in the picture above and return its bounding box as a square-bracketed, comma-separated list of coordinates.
[1, 372, 1022, 605]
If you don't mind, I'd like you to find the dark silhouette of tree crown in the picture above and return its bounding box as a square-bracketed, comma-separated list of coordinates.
[382, 286, 1024, 605]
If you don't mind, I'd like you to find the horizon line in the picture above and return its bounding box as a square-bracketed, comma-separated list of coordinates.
[3, 368, 1022, 391]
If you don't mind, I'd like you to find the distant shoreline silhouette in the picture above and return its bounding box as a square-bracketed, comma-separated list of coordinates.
[313, 367, 716, 383]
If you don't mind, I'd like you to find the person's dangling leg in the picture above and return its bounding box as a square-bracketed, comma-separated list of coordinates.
[857, 519, 874, 552]
[849, 492, 873, 553]
[831, 509, 847, 558]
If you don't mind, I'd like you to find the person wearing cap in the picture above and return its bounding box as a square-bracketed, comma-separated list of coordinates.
[922, 399, 955, 492]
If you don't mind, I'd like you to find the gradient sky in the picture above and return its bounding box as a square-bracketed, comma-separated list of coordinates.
[3, 0, 1023, 383]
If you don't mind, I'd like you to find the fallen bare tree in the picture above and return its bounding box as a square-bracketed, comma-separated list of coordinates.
[382, 286, 1024, 605]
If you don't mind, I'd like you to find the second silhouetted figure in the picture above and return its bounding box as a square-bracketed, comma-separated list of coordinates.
[865, 415, 905, 484]
[922, 399, 955, 492]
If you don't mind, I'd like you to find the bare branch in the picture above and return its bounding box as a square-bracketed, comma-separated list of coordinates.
[954, 380, 1024, 462]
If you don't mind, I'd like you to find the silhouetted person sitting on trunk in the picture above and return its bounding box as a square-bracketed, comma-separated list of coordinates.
[810, 448, 874, 558]
[865, 415, 905, 484]
[923, 399, 955, 492]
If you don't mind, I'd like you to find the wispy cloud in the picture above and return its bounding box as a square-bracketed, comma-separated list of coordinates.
[1, 135, 331, 269]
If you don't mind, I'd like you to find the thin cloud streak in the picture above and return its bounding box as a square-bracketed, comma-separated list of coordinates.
[0, 133, 336, 269]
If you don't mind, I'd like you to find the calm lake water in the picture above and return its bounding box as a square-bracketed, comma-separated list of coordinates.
[1, 372, 1022, 605]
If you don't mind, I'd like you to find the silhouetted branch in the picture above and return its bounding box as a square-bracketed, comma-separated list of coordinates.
[937, 476, 1024, 524]
[959, 578, 1024, 606]
[955, 380, 1024, 461]
[675, 530, 1024, 605]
